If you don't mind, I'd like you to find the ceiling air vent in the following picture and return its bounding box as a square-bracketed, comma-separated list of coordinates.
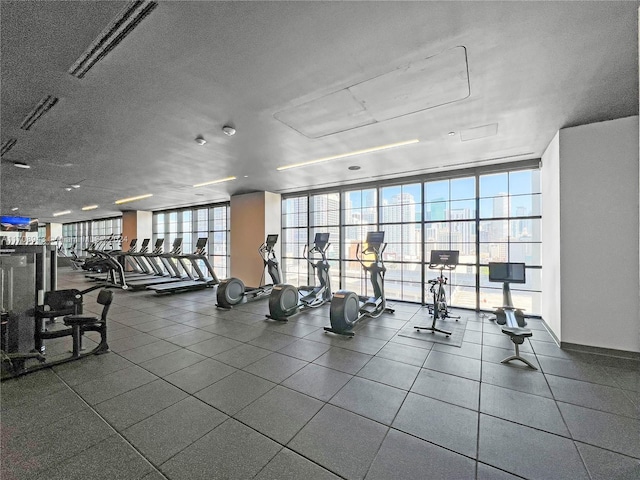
[68, 0, 158, 79]
[20, 96, 59, 131]
[1, 138, 17, 156]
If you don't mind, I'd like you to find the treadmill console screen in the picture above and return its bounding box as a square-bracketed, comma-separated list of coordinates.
[195, 237, 208, 248]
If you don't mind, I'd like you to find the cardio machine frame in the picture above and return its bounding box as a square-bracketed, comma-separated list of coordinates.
[266, 232, 332, 321]
[414, 249, 460, 337]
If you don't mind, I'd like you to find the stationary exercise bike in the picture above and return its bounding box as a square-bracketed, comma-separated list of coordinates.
[216, 234, 282, 308]
[267, 232, 332, 321]
[325, 231, 394, 337]
[414, 250, 460, 336]
[488, 262, 536, 369]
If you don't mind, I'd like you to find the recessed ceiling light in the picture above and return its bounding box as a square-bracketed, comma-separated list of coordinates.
[276, 139, 419, 171]
[53, 210, 71, 217]
[82, 205, 98, 211]
[195, 135, 207, 146]
[71, 184, 80, 189]
[348, 165, 361, 171]
[448, 131, 456, 136]
[193, 176, 237, 188]
[222, 125, 236, 136]
[10, 207, 19, 211]
[114, 193, 153, 205]
[64, 187, 73, 191]
[243, 175, 248, 178]
[13, 162, 30, 169]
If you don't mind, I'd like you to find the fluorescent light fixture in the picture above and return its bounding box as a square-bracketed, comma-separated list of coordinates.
[53, 210, 71, 217]
[276, 139, 419, 171]
[82, 205, 98, 211]
[114, 193, 153, 205]
[193, 176, 237, 188]
[10, 207, 19, 211]
[14, 162, 30, 169]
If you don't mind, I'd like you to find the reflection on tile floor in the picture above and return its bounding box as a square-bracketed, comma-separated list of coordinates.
[2, 268, 639, 480]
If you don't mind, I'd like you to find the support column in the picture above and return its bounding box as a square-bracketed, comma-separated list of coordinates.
[121, 211, 152, 250]
[45, 223, 62, 243]
[230, 192, 281, 286]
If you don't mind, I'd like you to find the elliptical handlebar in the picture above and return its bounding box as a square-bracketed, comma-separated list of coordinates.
[304, 240, 330, 266]
[355, 241, 386, 268]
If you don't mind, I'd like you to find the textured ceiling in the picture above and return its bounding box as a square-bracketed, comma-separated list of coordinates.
[1, 1, 638, 224]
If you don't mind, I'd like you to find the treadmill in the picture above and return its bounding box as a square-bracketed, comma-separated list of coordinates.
[125, 238, 190, 289]
[148, 237, 219, 294]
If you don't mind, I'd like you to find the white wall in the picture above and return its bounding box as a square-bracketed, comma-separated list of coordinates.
[550, 116, 639, 353]
[541, 132, 562, 341]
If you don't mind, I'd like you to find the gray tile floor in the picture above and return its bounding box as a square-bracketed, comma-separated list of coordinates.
[2, 268, 639, 480]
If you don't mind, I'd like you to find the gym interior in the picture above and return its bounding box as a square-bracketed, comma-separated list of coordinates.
[1, 2, 639, 479]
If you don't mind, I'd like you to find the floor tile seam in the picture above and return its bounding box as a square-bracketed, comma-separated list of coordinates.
[373, 351, 430, 368]
[389, 422, 481, 462]
[574, 439, 640, 462]
[544, 371, 635, 396]
[538, 368, 628, 389]
[555, 398, 640, 422]
[355, 370, 416, 392]
[405, 387, 482, 416]
[420, 364, 480, 383]
[49, 368, 171, 480]
[239, 355, 310, 383]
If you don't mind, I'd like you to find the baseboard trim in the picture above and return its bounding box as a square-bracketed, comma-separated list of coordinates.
[559, 342, 640, 361]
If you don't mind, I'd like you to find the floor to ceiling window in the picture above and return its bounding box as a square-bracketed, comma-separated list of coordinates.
[281, 162, 542, 315]
[61, 217, 122, 254]
[152, 203, 230, 279]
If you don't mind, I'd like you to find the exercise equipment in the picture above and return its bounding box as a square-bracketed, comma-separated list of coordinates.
[414, 250, 460, 336]
[216, 234, 281, 308]
[147, 237, 219, 294]
[267, 232, 331, 321]
[325, 231, 394, 337]
[488, 262, 536, 370]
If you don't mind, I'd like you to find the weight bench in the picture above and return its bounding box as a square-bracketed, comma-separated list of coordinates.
[496, 307, 537, 370]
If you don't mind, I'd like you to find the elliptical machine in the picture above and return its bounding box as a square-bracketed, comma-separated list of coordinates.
[216, 234, 282, 308]
[267, 232, 332, 321]
[325, 231, 394, 337]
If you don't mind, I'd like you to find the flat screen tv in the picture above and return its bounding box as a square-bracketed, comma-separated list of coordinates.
[0, 216, 38, 232]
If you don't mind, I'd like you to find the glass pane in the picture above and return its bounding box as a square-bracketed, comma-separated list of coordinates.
[425, 180, 449, 203]
[450, 177, 475, 200]
[509, 243, 541, 265]
[449, 199, 475, 219]
[480, 172, 508, 197]
[426, 202, 447, 221]
[450, 285, 476, 310]
[510, 169, 541, 195]
[449, 265, 476, 287]
[479, 242, 508, 263]
[510, 218, 541, 242]
[480, 196, 509, 218]
[510, 193, 541, 217]
[479, 220, 509, 242]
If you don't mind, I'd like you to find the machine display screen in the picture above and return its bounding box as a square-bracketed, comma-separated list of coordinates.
[429, 250, 459, 266]
[366, 231, 385, 248]
[314, 232, 329, 250]
[488, 262, 526, 284]
[266, 234, 278, 247]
